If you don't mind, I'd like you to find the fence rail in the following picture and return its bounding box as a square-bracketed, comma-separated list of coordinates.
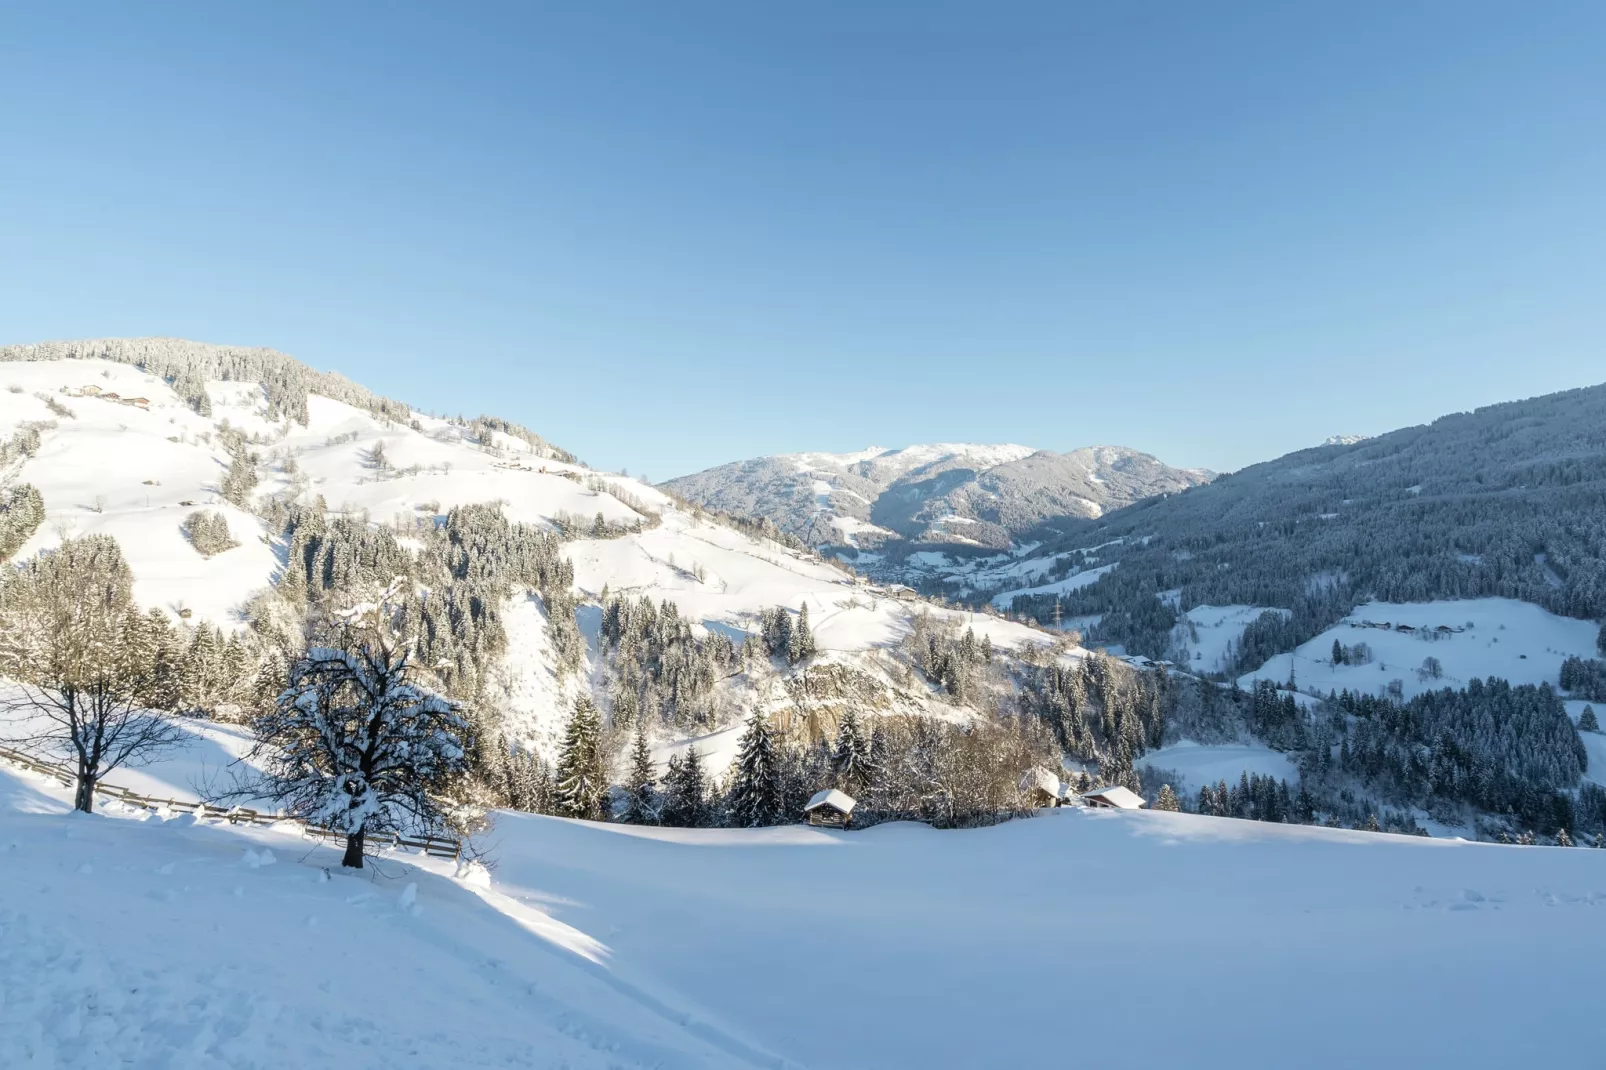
[0, 744, 462, 859]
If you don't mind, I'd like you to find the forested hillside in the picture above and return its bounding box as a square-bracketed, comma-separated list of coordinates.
[997, 381, 1606, 670]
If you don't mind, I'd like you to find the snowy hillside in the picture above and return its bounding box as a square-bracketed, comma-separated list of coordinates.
[0, 345, 1063, 771]
[1239, 598, 1604, 702]
[660, 441, 1210, 562]
[5, 752, 1605, 1070]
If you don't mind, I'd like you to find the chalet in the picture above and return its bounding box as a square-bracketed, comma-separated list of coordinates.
[1079, 785, 1145, 810]
[804, 788, 856, 829]
[1395, 624, 1416, 634]
[1019, 769, 1062, 808]
[80, 385, 102, 396]
[121, 397, 151, 409]
[102, 392, 121, 401]
[886, 584, 919, 602]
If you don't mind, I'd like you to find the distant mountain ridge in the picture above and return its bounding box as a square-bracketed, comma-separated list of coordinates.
[661, 442, 1211, 554]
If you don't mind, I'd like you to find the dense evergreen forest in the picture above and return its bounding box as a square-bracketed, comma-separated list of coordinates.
[1004, 382, 1606, 672]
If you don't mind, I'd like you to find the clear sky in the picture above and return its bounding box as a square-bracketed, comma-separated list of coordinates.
[2, 3, 1603, 479]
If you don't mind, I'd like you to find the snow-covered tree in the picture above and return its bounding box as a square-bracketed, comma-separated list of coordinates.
[235, 586, 472, 868]
[0, 483, 45, 562]
[789, 602, 816, 663]
[832, 710, 874, 795]
[1154, 784, 1181, 812]
[1580, 706, 1600, 733]
[661, 745, 709, 827]
[0, 536, 185, 812]
[726, 709, 783, 827]
[554, 696, 608, 821]
[619, 722, 659, 824]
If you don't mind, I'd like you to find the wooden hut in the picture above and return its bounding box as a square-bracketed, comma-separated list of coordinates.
[804, 788, 856, 829]
[1020, 769, 1062, 808]
[1078, 785, 1145, 810]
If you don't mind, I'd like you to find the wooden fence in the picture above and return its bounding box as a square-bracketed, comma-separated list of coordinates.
[0, 743, 462, 859]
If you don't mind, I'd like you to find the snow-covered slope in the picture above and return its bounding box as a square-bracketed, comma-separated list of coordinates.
[1239, 598, 1603, 702]
[0, 348, 1062, 768]
[5, 753, 1604, 1070]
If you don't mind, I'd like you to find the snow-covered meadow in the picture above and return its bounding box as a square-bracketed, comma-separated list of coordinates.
[1238, 598, 1602, 701]
[4, 751, 1604, 1070]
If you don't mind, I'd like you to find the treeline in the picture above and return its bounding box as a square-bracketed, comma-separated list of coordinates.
[600, 593, 742, 731]
[504, 698, 1062, 831]
[270, 500, 583, 700]
[1560, 656, 1606, 702]
[0, 483, 45, 561]
[1015, 650, 1172, 791]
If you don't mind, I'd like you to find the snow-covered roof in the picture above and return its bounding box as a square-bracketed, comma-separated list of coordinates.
[805, 788, 857, 815]
[1079, 785, 1145, 809]
[1020, 769, 1061, 797]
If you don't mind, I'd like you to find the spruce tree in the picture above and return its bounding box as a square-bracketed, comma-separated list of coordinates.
[554, 696, 607, 821]
[1154, 784, 1180, 812]
[832, 711, 873, 795]
[662, 745, 709, 827]
[789, 602, 816, 663]
[621, 722, 658, 824]
[727, 708, 783, 827]
[1580, 706, 1599, 733]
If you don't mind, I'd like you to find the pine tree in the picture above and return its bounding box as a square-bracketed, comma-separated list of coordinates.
[1154, 784, 1180, 812]
[1580, 706, 1599, 733]
[789, 602, 816, 663]
[1332, 639, 1346, 665]
[832, 711, 873, 795]
[727, 709, 783, 827]
[662, 745, 709, 827]
[1557, 828, 1574, 847]
[554, 696, 607, 821]
[621, 722, 658, 824]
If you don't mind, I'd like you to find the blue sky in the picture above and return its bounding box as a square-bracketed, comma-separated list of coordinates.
[2, 2, 1603, 479]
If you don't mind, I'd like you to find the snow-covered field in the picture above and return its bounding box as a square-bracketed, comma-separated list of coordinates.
[1239, 598, 1602, 701]
[1170, 603, 1290, 674]
[1138, 739, 1301, 791]
[989, 562, 1116, 608]
[4, 752, 1604, 1070]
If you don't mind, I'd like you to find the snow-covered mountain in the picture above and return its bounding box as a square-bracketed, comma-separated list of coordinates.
[0, 339, 1066, 771]
[660, 441, 1211, 556]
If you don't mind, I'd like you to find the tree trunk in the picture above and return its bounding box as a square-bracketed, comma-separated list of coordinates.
[342, 828, 365, 869]
[74, 774, 95, 814]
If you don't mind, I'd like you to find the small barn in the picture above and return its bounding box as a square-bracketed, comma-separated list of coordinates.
[1079, 785, 1145, 810]
[1019, 769, 1062, 808]
[804, 788, 857, 829]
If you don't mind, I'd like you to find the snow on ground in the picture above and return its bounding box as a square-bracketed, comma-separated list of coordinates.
[1, 361, 279, 627]
[5, 751, 1604, 1070]
[1171, 604, 1291, 674]
[990, 562, 1116, 608]
[1239, 598, 1603, 701]
[0, 765, 772, 1070]
[1138, 740, 1301, 793]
